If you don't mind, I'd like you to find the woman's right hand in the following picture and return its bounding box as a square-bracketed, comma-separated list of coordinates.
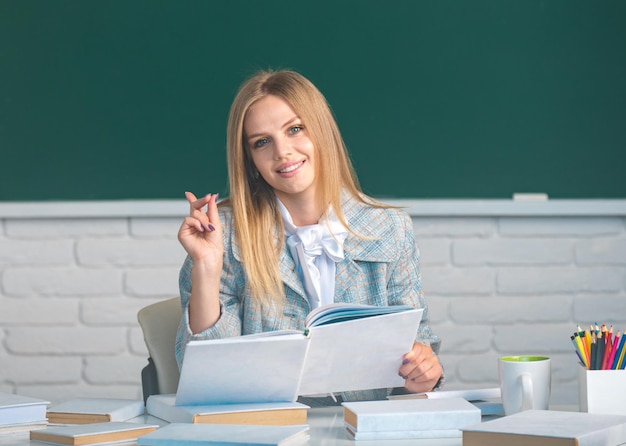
[178, 191, 224, 265]
[179, 191, 224, 333]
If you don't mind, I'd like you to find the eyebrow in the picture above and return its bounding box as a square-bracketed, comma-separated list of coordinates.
[246, 116, 301, 141]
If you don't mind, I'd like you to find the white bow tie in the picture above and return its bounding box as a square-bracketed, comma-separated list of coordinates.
[288, 224, 346, 263]
[278, 200, 348, 308]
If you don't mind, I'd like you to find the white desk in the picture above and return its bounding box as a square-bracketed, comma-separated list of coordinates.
[0, 406, 469, 445]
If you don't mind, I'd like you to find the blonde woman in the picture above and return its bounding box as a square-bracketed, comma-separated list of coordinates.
[176, 70, 443, 403]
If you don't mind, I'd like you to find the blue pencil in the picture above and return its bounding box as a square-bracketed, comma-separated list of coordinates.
[611, 333, 626, 369]
[616, 334, 626, 370]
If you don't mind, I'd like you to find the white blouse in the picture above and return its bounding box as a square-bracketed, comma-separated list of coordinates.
[277, 199, 348, 309]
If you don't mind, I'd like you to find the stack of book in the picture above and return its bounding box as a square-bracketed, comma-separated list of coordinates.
[30, 422, 159, 445]
[0, 392, 49, 436]
[27, 398, 153, 445]
[46, 398, 145, 424]
[342, 397, 481, 440]
[462, 409, 626, 445]
[146, 394, 308, 426]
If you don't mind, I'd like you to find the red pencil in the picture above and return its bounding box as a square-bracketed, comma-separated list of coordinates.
[607, 331, 621, 370]
[602, 326, 613, 370]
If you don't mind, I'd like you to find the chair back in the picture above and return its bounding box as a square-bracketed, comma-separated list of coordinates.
[137, 297, 182, 396]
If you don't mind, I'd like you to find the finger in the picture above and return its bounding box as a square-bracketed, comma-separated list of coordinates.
[409, 356, 437, 380]
[409, 364, 441, 385]
[399, 343, 433, 378]
[185, 191, 199, 209]
[401, 358, 435, 385]
[401, 343, 426, 364]
[185, 191, 198, 203]
[185, 191, 212, 212]
[180, 215, 206, 234]
[205, 194, 221, 231]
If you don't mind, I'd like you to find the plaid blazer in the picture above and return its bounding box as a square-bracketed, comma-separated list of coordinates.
[175, 195, 441, 401]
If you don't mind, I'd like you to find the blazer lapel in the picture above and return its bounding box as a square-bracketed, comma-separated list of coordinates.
[333, 195, 397, 303]
[231, 224, 307, 300]
[278, 248, 307, 299]
[333, 257, 364, 303]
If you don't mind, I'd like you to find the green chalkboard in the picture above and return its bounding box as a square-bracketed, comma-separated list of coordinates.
[1, 0, 625, 201]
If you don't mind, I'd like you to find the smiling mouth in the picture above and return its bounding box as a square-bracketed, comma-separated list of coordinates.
[277, 160, 304, 173]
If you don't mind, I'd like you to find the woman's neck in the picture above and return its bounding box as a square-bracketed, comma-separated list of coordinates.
[277, 196, 324, 227]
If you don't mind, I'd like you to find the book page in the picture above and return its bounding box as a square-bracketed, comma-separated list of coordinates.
[305, 303, 415, 327]
[298, 309, 423, 396]
[175, 334, 308, 405]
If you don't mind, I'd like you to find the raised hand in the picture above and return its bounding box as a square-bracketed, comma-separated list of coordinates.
[178, 191, 223, 265]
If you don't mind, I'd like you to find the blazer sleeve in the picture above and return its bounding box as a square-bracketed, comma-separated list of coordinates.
[174, 209, 247, 367]
[175, 255, 245, 367]
[386, 209, 445, 390]
[387, 210, 441, 355]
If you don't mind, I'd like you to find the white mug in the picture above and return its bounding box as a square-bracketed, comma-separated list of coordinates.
[499, 355, 551, 415]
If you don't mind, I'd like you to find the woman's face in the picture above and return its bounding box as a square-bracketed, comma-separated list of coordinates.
[244, 94, 317, 206]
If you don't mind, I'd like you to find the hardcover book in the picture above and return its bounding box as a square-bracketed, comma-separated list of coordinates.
[388, 387, 504, 416]
[46, 398, 145, 424]
[342, 397, 481, 440]
[0, 392, 49, 426]
[146, 394, 308, 425]
[462, 410, 626, 446]
[30, 421, 158, 445]
[0, 421, 48, 436]
[176, 303, 423, 405]
[388, 387, 501, 401]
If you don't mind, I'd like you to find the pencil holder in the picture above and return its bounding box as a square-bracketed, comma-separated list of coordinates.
[578, 366, 626, 416]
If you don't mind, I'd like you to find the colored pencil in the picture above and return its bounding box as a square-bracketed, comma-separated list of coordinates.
[575, 333, 589, 368]
[615, 334, 626, 370]
[595, 331, 605, 370]
[571, 335, 587, 368]
[590, 332, 598, 370]
[585, 330, 591, 364]
[578, 325, 591, 362]
[601, 326, 613, 370]
[571, 323, 626, 370]
[606, 331, 620, 370]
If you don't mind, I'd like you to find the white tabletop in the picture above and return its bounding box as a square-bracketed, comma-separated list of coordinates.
[0, 406, 468, 445]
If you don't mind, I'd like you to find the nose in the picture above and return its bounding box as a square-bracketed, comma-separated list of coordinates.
[273, 135, 292, 160]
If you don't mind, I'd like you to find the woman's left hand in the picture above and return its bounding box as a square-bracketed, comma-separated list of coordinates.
[399, 342, 443, 393]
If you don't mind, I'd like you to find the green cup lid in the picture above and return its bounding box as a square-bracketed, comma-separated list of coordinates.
[501, 355, 549, 362]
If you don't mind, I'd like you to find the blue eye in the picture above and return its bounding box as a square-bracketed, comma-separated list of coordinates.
[253, 137, 270, 148]
[289, 126, 303, 135]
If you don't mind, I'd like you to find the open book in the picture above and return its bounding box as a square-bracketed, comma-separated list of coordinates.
[176, 303, 423, 405]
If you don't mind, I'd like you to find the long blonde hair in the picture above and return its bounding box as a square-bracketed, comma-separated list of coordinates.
[225, 70, 382, 305]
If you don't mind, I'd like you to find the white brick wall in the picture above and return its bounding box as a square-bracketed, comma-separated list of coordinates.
[1, 200, 625, 406]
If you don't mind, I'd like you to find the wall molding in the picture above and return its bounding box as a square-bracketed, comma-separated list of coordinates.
[2, 199, 626, 218]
